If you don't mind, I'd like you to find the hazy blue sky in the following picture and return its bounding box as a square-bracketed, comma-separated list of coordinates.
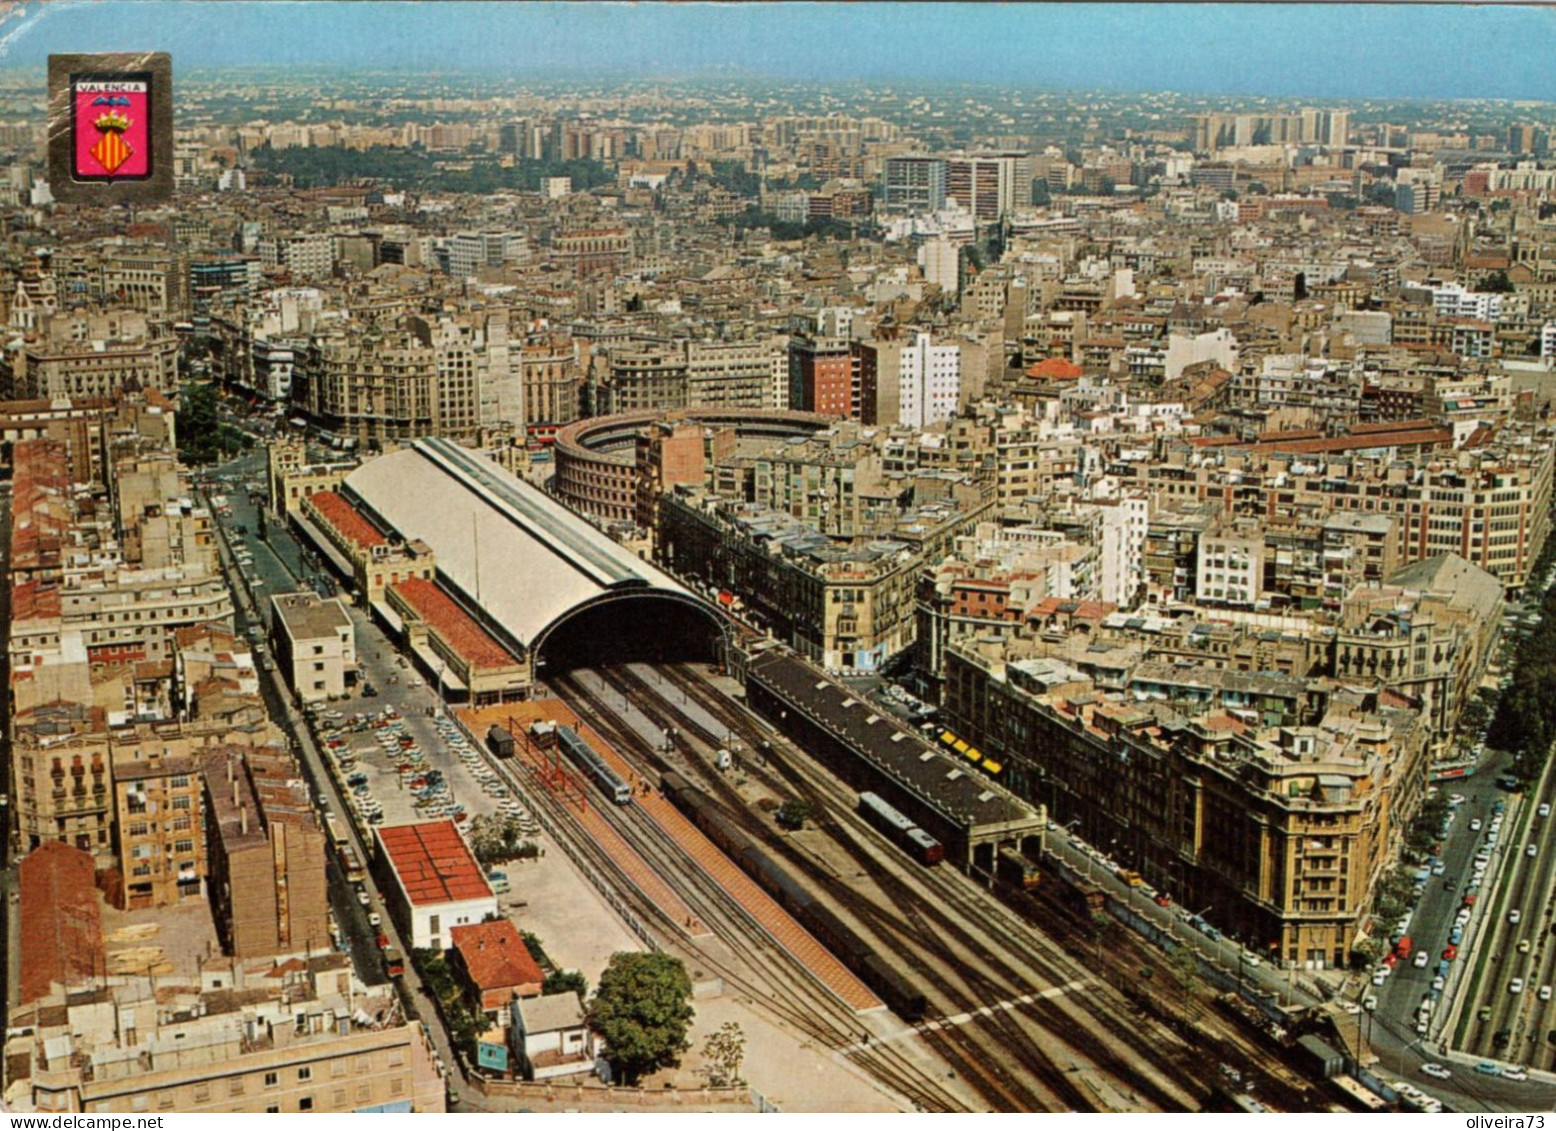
[4, 2, 1556, 101]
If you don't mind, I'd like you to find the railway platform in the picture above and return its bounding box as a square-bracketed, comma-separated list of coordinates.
[465, 698, 884, 1014]
[458, 701, 712, 941]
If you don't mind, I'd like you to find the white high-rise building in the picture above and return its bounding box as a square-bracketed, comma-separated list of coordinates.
[1094, 495, 1149, 609]
[896, 331, 962, 430]
[919, 236, 959, 294]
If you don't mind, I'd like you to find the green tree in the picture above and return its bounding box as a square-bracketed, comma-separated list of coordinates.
[1364, 181, 1397, 207]
[775, 800, 812, 831]
[543, 969, 589, 998]
[709, 160, 760, 198]
[702, 1021, 746, 1087]
[521, 931, 553, 970]
[466, 813, 531, 867]
[587, 952, 695, 1085]
[1168, 944, 1201, 1016]
[1481, 269, 1516, 294]
[177, 382, 222, 466]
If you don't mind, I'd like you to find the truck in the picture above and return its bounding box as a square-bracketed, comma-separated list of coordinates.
[379, 937, 405, 978]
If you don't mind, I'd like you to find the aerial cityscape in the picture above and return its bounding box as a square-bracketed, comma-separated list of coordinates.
[8, 0, 1556, 1116]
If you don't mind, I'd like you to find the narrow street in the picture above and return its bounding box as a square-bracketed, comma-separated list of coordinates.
[204, 450, 480, 1110]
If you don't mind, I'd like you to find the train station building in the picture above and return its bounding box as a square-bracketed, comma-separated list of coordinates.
[307, 437, 726, 696]
[744, 647, 1045, 871]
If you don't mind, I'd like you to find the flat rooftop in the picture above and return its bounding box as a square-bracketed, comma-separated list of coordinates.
[271, 590, 352, 640]
[748, 651, 1036, 833]
[376, 820, 493, 906]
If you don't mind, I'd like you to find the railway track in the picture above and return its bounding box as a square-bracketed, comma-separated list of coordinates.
[551, 672, 1024, 1110]
[469, 691, 967, 1111]
[647, 661, 1326, 1110]
[583, 660, 1331, 1110]
[616, 667, 1194, 1097]
[563, 665, 1199, 1111]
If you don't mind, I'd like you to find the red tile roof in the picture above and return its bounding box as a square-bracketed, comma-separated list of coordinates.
[1028, 596, 1117, 621]
[376, 821, 493, 906]
[391, 578, 517, 671]
[1254, 428, 1452, 456]
[10, 438, 71, 578]
[1025, 358, 1084, 381]
[19, 841, 102, 1004]
[1190, 421, 1452, 456]
[10, 580, 61, 621]
[308, 490, 386, 549]
[450, 920, 544, 1002]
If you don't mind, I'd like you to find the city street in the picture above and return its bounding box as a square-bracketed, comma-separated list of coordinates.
[204, 450, 473, 1108]
[1046, 780, 1556, 1113]
[1452, 747, 1556, 1069]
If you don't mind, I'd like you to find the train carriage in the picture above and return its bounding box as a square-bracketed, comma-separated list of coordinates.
[858, 791, 945, 866]
[996, 846, 1041, 890]
[557, 725, 632, 804]
[661, 771, 927, 1022]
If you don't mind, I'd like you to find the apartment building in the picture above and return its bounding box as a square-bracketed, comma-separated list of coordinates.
[6, 915, 443, 1115]
[945, 152, 1031, 220]
[1142, 423, 1555, 591]
[857, 330, 962, 429]
[942, 639, 1428, 968]
[788, 334, 858, 418]
[686, 337, 786, 410]
[295, 327, 438, 445]
[202, 745, 331, 960]
[604, 345, 689, 413]
[270, 591, 356, 704]
[1195, 520, 1266, 608]
[659, 484, 992, 672]
[882, 155, 948, 212]
[112, 753, 207, 909]
[11, 710, 274, 872]
[550, 227, 632, 278]
[3, 312, 181, 399]
[517, 336, 582, 439]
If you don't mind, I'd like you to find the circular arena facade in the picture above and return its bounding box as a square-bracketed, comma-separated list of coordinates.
[552, 408, 837, 525]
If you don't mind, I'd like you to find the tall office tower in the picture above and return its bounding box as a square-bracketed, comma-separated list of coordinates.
[883, 155, 948, 212]
[945, 152, 1031, 220]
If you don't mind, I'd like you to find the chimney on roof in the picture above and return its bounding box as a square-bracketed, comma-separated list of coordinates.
[240, 804, 249, 836]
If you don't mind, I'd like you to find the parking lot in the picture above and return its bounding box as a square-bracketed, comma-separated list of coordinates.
[311, 702, 541, 844]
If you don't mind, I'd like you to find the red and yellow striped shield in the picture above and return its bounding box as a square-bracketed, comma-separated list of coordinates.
[89, 127, 133, 175]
